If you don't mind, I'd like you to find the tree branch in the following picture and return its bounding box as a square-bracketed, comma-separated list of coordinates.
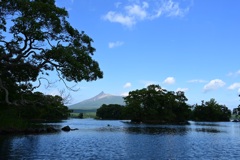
[56, 69, 80, 92]
[0, 78, 11, 105]
[31, 77, 56, 91]
[59, 89, 72, 104]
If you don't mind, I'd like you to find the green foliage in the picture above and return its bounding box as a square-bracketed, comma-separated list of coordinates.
[0, 106, 29, 130]
[0, 92, 71, 131]
[123, 84, 191, 124]
[18, 92, 71, 121]
[70, 112, 96, 118]
[233, 94, 240, 119]
[78, 113, 84, 119]
[0, 0, 103, 105]
[233, 106, 240, 118]
[96, 104, 125, 120]
[192, 99, 231, 122]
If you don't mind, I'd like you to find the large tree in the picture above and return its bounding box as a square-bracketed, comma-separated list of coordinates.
[96, 104, 124, 120]
[124, 84, 191, 124]
[192, 98, 231, 121]
[0, 0, 103, 105]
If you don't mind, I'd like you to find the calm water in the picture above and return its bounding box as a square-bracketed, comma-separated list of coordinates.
[1, 118, 240, 160]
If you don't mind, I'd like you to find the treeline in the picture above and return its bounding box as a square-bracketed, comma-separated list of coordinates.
[192, 99, 231, 121]
[0, 91, 71, 122]
[96, 85, 231, 123]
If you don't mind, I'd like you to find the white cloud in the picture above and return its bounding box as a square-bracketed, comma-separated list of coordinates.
[163, 77, 175, 84]
[188, 79, 207, 83]
[115, 2, 122, 8]
[176, 88, 188, 92]
[121, 92, 129, 97]
[47, 89, 60, 96]
[125, 3, 148, 20]
[102, 11, 136, 27]
[108, 41, 124, 48]
[203, 79, 225, 92]
[227, 69, 240, 77]
[237, 70, 240, 75]
[161, 0, 189, 17]
[102, 0, 190, 27]
[228, 83, 240, 90]
[123, 82, 132, 88]
[140, 80, 158, 87]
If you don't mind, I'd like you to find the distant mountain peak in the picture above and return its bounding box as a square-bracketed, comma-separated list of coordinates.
[96, 91, 105, 97]
[87, 91, 112, 102]
[68, 91, 125, 110]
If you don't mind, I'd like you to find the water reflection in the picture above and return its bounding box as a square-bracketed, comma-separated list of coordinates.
[194, 122, 227, 127]
[0, 136, 12, 159]
[1, 119, 240, 159]
[94, 122, 225, 135]
[94, 122, 189, 135]
[189, 121, 227, 133]
[124, 126, 189, 135]
[195, 128, 221, 133]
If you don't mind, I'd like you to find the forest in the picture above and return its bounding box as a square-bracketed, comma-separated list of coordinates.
[96, 85, 232, 123]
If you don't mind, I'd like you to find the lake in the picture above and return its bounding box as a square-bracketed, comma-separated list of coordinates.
[1, 118, 240, 160]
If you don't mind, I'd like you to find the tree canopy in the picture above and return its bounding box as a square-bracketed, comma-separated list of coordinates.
[0, 0, 103, 105]
[192, 98, 231, 122]
[123, 84, 191, 124]
[232, 94, 240, 118]
[96, 104, 124, 120]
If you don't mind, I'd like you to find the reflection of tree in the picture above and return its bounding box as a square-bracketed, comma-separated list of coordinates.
[125, 126, 188, 135]
[0, 137, 12, 159]
[0, 135, 41, 159]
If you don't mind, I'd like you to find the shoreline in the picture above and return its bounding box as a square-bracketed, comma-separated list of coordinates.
[0, 126, 60, 135]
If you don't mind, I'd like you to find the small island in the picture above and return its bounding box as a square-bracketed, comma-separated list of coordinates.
[96, 85, 232, 124]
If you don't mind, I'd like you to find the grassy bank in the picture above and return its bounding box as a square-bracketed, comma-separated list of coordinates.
[70, 112, 96, 118]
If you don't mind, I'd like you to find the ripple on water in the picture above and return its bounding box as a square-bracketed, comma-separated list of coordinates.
[1, 119, 240, 159]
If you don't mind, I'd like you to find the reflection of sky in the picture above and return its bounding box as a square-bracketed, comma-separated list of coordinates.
[1, 119, 240, 159]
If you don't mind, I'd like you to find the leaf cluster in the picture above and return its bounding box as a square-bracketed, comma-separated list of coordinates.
[0, 0, 103, 105]
[14, 91, 70, 121]
[96, 104, 125, 120]
[123, 84, 191, 124]
[192, 98, 231, 122]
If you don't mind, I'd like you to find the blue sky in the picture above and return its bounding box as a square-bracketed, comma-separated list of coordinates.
[38, 0, 240, 109]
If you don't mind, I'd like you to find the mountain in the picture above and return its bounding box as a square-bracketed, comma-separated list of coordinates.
[68, 91, 125, 111]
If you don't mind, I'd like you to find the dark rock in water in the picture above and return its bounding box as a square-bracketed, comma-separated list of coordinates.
[24, 127, 58, 134]
[0, 126, 59, 135]
[71, 128, 79, 131]
[61, 126, 79, 131]
[62, 126, 71, 131]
